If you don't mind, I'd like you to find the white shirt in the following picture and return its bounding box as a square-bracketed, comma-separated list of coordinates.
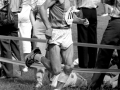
[0, 0, 4, 9]
[79, 0, 99, 8]
[92, 0, 101, 6]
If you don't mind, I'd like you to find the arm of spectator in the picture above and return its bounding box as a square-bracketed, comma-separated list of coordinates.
[71, 7, 89, 26]
[30, 5, 39, 27]
[30, 10, 36, 28]
[73, 14, 87, 24]
[104, 4, 113, 15]
[73, 14, 89, 27]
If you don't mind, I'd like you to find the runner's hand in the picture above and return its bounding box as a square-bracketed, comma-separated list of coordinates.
[45, 28, 53, 39]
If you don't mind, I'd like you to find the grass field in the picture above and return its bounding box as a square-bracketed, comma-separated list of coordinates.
[0, 4, 116, 90]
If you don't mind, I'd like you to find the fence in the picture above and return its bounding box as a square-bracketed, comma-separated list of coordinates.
[0, 35, 120, 74]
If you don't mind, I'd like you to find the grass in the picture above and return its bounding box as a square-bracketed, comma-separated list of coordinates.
[0, 4, 117, 90]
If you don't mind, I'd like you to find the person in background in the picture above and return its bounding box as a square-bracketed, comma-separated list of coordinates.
[29, 0, 49, 88]
[0, 0, 4, 9]
[18, 0, 32, 58]
[30, 0, 48, 57]
[88, 0, 120, 89]
[77, 0, 99, 68]
[0, 0, 22, 78]
[0, 0, 4, 78]
[101, 0, 114, 16]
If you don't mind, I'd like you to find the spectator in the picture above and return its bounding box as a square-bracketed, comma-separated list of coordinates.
[0, 0, 4, 9]
[18, 0, 32, 58]
[29, 0, 48, 88]
[77, 0, 98, 68]
[88, 0, 120, 89]
[0, 0, 4, 78]
[0, 0, 22, 78]
[101, 0, 114, 16]
[30, 0, 48, 56]
[103, 51, 119, 89]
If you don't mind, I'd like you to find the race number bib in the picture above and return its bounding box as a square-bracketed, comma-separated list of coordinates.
[64, 6, 79, 25]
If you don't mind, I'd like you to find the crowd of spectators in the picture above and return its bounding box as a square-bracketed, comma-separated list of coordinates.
[0, 0, 120, 90]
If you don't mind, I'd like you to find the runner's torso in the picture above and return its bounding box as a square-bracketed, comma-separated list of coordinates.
[49, 0, 72, 29]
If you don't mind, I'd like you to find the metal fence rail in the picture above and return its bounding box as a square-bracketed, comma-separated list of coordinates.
[0, 35, 119, 73]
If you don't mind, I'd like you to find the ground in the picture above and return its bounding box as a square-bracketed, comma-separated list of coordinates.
[0, 3, 118, 90]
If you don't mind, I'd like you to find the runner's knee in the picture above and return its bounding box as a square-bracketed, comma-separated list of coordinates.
[64, 65, 73, 74]
[52, 68, 62, 75]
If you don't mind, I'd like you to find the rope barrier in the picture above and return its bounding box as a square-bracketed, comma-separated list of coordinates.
[0, 35, 120, 49]
[0, 35, 46, 43]
[74, 42, 120, 50]
[0, 35, 120, 73]
[0, 57, 44, 68]
[0, 57, 119, 73]
[73, 68, 120, 74]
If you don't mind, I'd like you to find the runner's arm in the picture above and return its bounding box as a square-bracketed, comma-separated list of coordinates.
[39, 0, 56, 29]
